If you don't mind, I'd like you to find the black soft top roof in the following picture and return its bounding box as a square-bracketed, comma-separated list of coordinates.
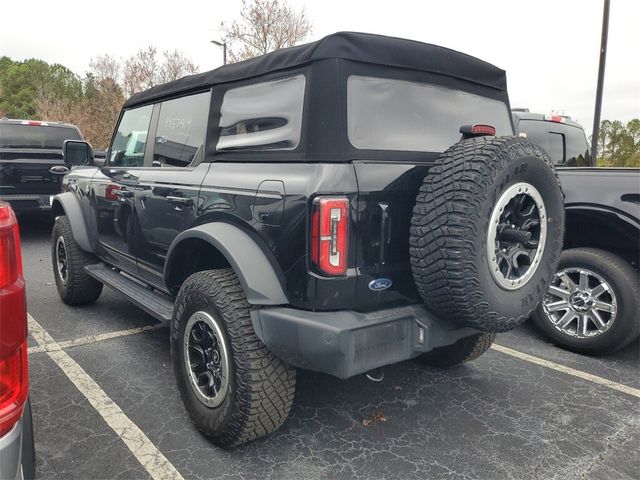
[125, 31, 507, 108]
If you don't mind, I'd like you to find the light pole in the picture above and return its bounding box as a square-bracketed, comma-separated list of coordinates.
[590, 0, 610, 166]
[211, 39, 227, 65]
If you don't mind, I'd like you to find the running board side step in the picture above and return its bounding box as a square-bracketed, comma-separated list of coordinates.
[84, 263, 174, 323]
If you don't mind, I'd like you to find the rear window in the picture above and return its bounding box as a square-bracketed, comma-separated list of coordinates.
[518, 119, 590, 166]
[0, 123, 82, 149]
[347, 76, 513, 152]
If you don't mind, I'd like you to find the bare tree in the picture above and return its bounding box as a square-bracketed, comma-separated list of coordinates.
[122, 46, 198, 97]
[159, 50, 198, 84]
[89, 54, 121, 84]
[123, 46, 159, 98]
[222, 0, 312, 63]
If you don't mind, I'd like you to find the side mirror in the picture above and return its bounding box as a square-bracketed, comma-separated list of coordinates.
[63, 140, 94, 167]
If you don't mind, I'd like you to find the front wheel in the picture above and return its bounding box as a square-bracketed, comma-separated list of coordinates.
[532, 248, 639, 354]
[51, 216, 103, 305]
[171, 269, 296, 447]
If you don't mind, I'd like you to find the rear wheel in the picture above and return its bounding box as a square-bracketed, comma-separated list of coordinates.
[410, 136, 564, 332]
[532, 248, 639, 354]
[416, 333, 495, 368]
[171, 269, 296, 447]
[51, 216, 102, 305]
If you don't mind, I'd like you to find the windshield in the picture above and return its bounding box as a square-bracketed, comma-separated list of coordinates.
[0, 123, 82, 149]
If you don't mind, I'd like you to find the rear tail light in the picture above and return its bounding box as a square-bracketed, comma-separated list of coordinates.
[310, 197, 349, 276]
[0, 203, 28, 437]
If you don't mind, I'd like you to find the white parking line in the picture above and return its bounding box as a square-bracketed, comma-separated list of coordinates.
[28, 314, 184, 480]
[492, 343, 640, 399]
[28, 323, 166, 354]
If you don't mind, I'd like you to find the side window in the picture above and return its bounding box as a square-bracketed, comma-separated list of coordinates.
[109, 105, 153, 167]
[547, 132, 566, 164]
[564, 126, 591, 167]
[217, 75, 305, 152]
[153, 91, 211, 167]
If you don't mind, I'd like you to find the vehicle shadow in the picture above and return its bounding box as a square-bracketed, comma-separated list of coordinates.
[17, 212, 54, 241]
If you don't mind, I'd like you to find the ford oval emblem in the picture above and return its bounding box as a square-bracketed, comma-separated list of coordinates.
[49, 166, 69, 175]
[368, 278, 392, 291]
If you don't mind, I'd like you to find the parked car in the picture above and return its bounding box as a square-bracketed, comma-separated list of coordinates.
[0, 118, 84, 213]
[0, 202, 35, 479]
[514, 110, 639, 354]
[50, 32, 564, 447]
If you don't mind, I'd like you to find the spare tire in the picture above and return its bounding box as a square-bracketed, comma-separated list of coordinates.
[410, 136, 564, 332]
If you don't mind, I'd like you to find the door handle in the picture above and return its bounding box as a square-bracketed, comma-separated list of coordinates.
[115, 189, 134, 198]
[166, 195, 193, 207]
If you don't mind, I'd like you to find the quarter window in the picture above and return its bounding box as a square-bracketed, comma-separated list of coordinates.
[109, 104, 153, 167]
[153, 91, 211, 167]
[217, 75, 305, 152]
[347, 76, 513, 152]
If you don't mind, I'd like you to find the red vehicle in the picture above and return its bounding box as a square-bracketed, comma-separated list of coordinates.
[0, 202, 35, 479]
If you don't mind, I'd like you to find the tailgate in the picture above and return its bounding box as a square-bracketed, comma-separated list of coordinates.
[0, 148, 66, 196]
[353, 161, 433, 311]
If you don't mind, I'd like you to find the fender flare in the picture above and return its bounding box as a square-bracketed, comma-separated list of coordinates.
[164, 223, 289, 306]
[564, 203, 640, 231]
[51, 192, 93, 252]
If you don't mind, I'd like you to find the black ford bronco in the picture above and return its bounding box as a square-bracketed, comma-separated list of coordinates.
[50, 32, 564, 447]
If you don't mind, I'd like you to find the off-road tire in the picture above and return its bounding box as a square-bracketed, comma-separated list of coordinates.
[51, 216, 103, 305]
[532, 248, 640, 354]
[171, 269, 296, 447]
[416, 333, 496, 368]
[410, 136, 564, 332]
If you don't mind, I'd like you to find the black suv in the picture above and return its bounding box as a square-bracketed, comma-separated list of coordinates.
[0, 118, 84, 212]
[50, 32, 564, 447]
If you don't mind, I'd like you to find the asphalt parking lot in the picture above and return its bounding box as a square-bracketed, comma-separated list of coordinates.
[20, 213, 639, 480]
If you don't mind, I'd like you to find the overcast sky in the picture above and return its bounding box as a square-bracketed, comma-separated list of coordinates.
[1, 0, 638, 135]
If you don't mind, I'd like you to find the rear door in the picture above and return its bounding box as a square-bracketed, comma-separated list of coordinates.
[134, 91, 211, 289]
[0, 122, 82, 198]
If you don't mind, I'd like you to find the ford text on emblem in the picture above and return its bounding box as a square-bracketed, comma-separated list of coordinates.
[49, 166, 69, 175]
[368, 278, 392, 291]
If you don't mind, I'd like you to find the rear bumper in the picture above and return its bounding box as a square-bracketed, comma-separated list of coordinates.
[251, 304, 479, 379]
[0, 194, 53, 212]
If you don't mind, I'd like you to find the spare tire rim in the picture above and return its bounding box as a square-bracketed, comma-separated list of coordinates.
[183, 311, 230, 408]
[542, 267, 617, 338]
[55, 236, 68, 285]
[487, 182, 547, 290]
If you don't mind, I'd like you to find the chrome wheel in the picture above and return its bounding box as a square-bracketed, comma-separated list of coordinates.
[55, 236, 68, 285]
[183, 311, 230, 408]
[487, 182, 547, 290]
[542, 267, 617, 338]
